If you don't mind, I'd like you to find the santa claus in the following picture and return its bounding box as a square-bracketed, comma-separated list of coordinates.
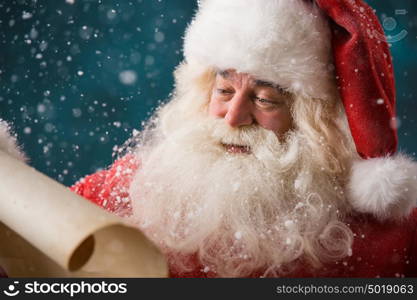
[12, 0, 417, 277]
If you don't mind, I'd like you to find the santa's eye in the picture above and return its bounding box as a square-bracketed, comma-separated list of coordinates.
[216, 88, 233, 95]
[253, 96, 281, 109]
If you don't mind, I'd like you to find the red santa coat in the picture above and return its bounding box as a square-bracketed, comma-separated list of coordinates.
[71, 155, 417, 278]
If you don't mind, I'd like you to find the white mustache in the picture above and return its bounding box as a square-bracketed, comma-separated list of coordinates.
[207, 118, 277, 149]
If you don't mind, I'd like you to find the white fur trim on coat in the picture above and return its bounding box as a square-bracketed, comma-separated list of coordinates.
[347, 154, 417, 221]
[184, 0, 338, 100]
[0, 120, 26, 162]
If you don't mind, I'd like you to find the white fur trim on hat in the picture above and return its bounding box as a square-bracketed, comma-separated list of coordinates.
[0, 120, 26, 162]
[184, 0, 338, 100]
[347, 154, 417, 221]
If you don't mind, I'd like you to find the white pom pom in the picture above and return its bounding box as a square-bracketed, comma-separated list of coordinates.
[347, 154, 417, 221]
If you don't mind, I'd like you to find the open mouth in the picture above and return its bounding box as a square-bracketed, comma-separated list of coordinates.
[221, 143, 251, 154]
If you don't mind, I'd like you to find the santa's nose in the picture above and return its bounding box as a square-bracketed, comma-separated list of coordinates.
[224, 92, 254, 128]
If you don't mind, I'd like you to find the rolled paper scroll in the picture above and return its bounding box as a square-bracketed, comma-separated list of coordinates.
[0, 150, 167, 277]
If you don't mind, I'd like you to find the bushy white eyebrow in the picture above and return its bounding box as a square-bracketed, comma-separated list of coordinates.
[217, 70, 288, 94]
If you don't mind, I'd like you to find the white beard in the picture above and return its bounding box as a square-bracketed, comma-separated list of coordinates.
[127, 114, 353, 277]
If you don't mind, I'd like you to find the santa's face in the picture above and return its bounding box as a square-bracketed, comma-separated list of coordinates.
[129, 98, 351, 277]
[209, 69, 294, 153]
[126, 65, 354, 277]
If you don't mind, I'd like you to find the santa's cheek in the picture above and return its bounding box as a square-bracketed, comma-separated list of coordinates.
[208, 101, 224, 118]
[256, 112, 290, 133]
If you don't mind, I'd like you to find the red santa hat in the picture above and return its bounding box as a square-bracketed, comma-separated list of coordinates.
[183, 0, 417, 220]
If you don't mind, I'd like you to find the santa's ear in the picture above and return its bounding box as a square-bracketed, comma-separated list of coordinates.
[0, 120, 26, 162]
[347, 154, 417, 221]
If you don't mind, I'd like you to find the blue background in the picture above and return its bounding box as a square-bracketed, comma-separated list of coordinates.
[0, 0, 416, 186]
